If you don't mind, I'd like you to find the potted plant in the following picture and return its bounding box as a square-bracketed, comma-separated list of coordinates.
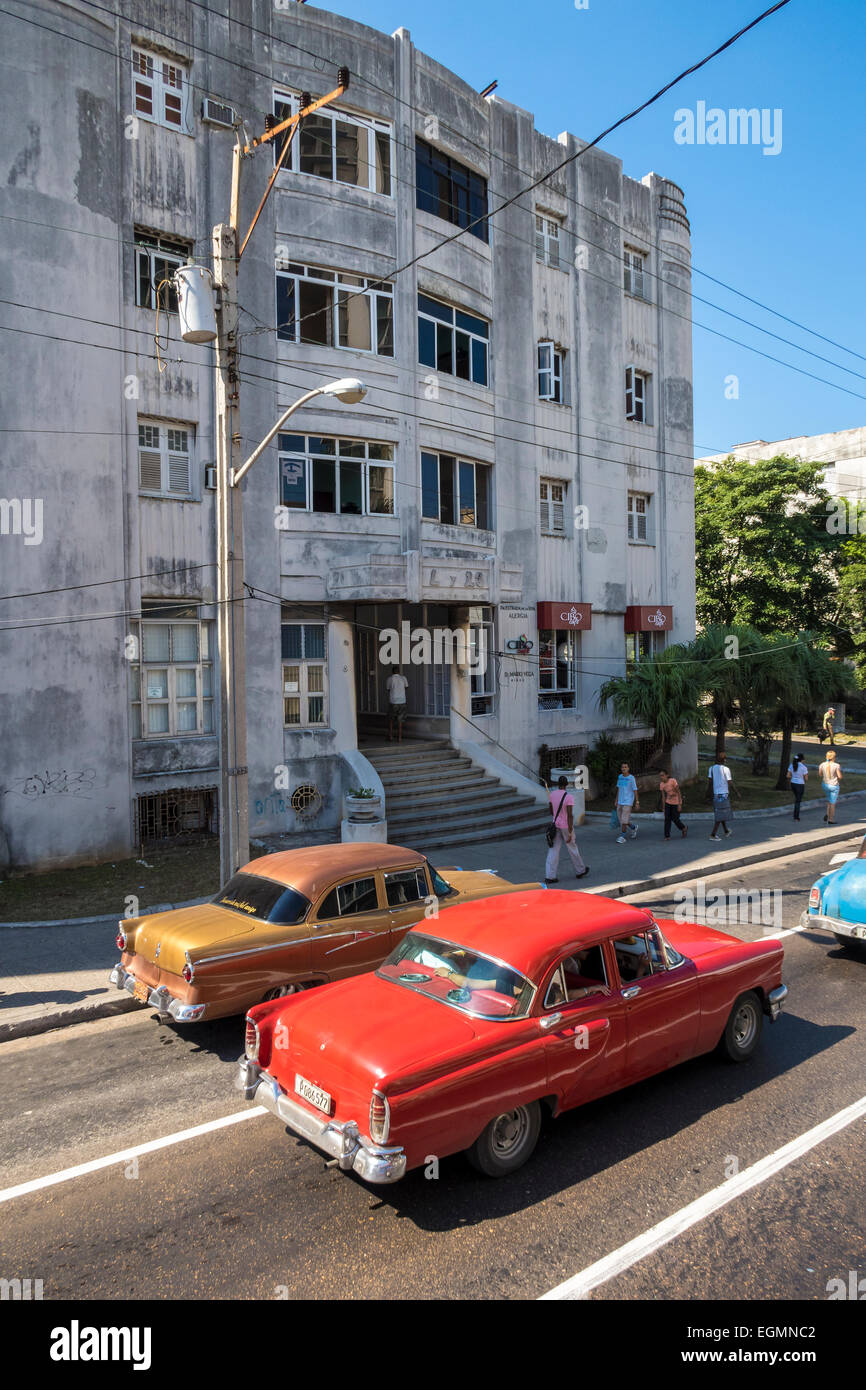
[345, 786, 383, 822]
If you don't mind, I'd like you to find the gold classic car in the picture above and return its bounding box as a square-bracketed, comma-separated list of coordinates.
[109, 842, 539, 1023]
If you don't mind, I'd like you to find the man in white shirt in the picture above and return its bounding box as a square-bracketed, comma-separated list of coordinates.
[386, 667, 409, 743]
[707, 753, 734, 841]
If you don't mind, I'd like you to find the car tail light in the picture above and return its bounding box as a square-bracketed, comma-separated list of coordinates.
[369, 1090, 390, 1144]
[245, 1016, 260, 1061]
[809, 887, 821, 910]
[116, 927, 127, 951]
[182, 953, 195, 985]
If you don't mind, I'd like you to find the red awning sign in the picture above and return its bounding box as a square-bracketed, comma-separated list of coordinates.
[624, 605, 673, 632]
[536, 602, 592, 630]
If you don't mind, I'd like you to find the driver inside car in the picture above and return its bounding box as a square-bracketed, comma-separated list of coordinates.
[433, 950, 521, 998]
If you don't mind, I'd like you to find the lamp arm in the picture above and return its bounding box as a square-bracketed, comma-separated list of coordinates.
[231, 387, 324, 487]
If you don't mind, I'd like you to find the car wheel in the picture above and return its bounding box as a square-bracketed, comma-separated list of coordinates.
[465, 1101, 541, 1177]
[834, 933, 866, 957]
[719, 991, 763, 1062]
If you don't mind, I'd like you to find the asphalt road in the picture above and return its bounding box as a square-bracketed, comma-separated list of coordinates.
[1, 836, 864, 1302]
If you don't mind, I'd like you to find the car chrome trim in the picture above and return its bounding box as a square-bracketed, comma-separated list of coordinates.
[234, 1060, 406, 1184]
[622, 986, 641, 999]
[799, 909, 866, 941]
[108, 963, 206, 1022]
[539, 1012, 562, 1030]
[766, 983, 788, 1022]
[194, 937, 309, 966]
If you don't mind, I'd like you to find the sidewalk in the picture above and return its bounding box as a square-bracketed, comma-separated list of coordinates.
[2, 807, 864, 1043]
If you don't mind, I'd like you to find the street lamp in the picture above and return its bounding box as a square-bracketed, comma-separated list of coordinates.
[214, 374, 368, 886]
[232, 378, 367, 487]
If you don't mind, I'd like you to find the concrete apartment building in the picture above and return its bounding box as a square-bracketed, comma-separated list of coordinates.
[0, 0, 696, 871]
[697, 427, 866, 503]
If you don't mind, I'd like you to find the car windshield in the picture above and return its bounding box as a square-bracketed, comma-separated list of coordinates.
[426, 862, 456, 896]
[377, 931, 534, 1019]
[214, 872, 310, 925]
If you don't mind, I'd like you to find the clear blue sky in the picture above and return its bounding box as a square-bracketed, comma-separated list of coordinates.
[316, 0, 865, 456]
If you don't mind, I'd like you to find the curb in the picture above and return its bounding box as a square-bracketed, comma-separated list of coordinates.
[589, 821, 866, 901]
[584, 790, 866, 823]
[0, 896, 210, 931]
[0, 994, 143, 1044]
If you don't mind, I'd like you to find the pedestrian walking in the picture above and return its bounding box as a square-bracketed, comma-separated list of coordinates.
[818, 748, 843, 824]
[615, 762, 640, 844]
[544, 776, 589, 883]
[707, 752, 735, 840]
[385, 666, 409, 742]
[659, 769, 688, 839]
[786, 753, 808, 821]
[819, 706, 836, 746]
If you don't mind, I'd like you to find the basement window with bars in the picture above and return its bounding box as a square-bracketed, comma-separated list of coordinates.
[282, 623, 328, 727]
[540, 479, 567, 535]
[138, 420, 194, 497]
[135, 786, 218, 848]
[130, 604, 214, 738]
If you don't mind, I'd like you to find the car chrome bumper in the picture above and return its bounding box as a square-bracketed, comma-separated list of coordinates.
[766, 984, 788, 1021]
[108, 964, 206, 1022]
[234, 1058, 407, 1185]
[799, 910, 866, 942]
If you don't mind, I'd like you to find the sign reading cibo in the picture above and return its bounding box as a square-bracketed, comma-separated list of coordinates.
[536, 602, 593, 629]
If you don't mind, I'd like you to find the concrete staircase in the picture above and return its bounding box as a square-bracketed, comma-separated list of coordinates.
[364, 739, 551, 850]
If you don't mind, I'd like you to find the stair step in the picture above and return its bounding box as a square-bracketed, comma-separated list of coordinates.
[376, 764, 480, 788]
[394, 817, 552, 852]
[387, 801, 547, 837]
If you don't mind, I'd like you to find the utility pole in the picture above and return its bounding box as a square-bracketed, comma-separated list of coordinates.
[210, 74, 349, 887]
[213, 212, 248, 886]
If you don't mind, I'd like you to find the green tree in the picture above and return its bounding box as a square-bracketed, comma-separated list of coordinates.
[597, 642, 707, 768]
[836, 530, 866, 685]
[691, 624, 765, 760]
[694, 455, 838, 642]
[771, 637, 847, 790]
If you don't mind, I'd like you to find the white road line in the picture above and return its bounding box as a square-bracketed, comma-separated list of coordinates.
[540, 1094, 866, 1300]
[0, 1107, 265, 1205]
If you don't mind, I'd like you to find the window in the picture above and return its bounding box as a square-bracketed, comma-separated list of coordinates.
[625, 366, 651, 424]
[281, 623, 328, 727]
[421, 452, 492, 530]
[278, 436, 394, 517]
[614, 930, 667, 983]
[627, 492, 651, 542]
[132, 48, 189, 131]
[540, 479, 567, 535]
[135, 231, 192, 313]
[538, 341, 564, 402]
[418, 294, 489, 386]
[415, 137, 488, 242]
[544, 945, 608, 1007]
[624, 248, 647, 299]
[130, 604, 214, 739]
[626, 631, 665, 672]
[273, 92, 392, 195]
[470, 606, 496, 716]
[138, 420, 193, 496]
[535, 214, 561, 268]
[318, 876, 379, 918]
[276, 264, 393, 355]
[538, 629, 577, 710]
[384, 868, 428, 907]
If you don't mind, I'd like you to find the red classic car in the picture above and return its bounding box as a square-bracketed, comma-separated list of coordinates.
[235, 890, 787, 1183]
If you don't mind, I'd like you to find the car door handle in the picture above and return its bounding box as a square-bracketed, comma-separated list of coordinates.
[540, 1013, 562, 1029]
[622, 986, 641, 999]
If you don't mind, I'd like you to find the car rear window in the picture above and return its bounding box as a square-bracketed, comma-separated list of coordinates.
[215, 872, 310, 925]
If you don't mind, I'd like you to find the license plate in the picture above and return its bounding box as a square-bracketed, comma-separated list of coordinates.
[133, 979, 149, 1004]
[295, 1074, 332, 1115]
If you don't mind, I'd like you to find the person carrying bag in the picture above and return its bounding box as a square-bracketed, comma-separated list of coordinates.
[543, 776, 589, 883]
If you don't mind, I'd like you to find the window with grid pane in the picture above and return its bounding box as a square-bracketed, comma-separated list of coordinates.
[535, 214, 561, 268]
[135, 230, 191, 313]
[625, 366, 650, 424]
[138, 418, 193, 496]
[624, 248, 647, 300]
[627, 492, 651, 542]
[540, 478, 567, 534]
[130, 607, 213, 739]
[273, 92, 393, 195]
[132, 47, 189, 132]
[281, 624, 328, 727]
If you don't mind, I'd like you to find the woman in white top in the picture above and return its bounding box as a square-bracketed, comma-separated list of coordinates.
[786, 754, 808, 821]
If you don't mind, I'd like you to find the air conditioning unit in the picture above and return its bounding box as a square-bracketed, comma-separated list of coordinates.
[204, 465, 217, 490]
[201, 98, 236, 130]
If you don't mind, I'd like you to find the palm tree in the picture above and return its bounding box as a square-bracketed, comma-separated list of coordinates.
[773, 637, 848, 790]
[597, 642, 707, 768]
[691, 624, 764, 759]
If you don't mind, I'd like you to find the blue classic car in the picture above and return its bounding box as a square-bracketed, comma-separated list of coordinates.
[801, 836, 866, 954]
